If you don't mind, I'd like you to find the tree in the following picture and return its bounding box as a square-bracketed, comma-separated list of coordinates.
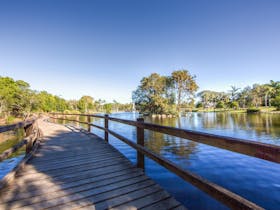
[78, 96, 94, 113]
[237, 86, 251, 108]
[103, 103, 112, 114]
[197, 90, 229, 108]
[261, 84, 274, 107]
[171, 70, 198, 111]
[228, 86, 240, 102]
[133, 73, 174, 114]
[272, 96, 280, 110]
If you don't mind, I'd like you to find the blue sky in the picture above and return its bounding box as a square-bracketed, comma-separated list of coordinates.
[1, 0, 280, 103]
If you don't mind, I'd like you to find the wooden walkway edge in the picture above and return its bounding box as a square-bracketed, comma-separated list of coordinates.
[0, 119, 186, 210]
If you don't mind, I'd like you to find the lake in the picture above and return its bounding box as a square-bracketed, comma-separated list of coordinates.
[89, 112, 280, 210]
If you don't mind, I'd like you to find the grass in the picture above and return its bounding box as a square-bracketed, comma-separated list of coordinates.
[188, 106, 278, 114]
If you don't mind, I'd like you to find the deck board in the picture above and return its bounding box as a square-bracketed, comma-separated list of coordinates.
[0, 119, 186, 210]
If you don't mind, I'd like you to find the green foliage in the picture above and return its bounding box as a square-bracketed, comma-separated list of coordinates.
[215, 101, 225, 109]
[272, 96, 280, 110]
[133, 71, 198, 115]
[196, 102, 203, 108]
[6, 116, 15, 124]
[104, 103, 112, 114]
[247, 107, 261, 113]
[197, 81, 280, 111]
[228, 101, 239, 109]
[197, 90, 229, 108]
[172, 70, 198, 111]
[78, 96, 94, 113]
[133, 73, 171, 114]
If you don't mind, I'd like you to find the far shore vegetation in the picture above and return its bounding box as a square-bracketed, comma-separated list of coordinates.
[1, 72, 280, 124]
[133, 70, 280, 115]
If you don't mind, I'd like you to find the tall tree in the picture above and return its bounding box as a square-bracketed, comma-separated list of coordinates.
[171, 70, 198, 111]
[133, 73, 174, 114]
[78, 96, 94, 113]
[228, 86, 240, 102]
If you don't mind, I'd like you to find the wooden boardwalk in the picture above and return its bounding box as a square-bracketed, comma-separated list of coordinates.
[0, 119, 186, 210]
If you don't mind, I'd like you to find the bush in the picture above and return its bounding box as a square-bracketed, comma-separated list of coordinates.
[228, 101, 239, 109]
[196, 102, 203, 108]
[272, 96, 280, 111]
[6, 116, 15, 124]
[247, 107, 260, 113]
[215, 101, 225, 109]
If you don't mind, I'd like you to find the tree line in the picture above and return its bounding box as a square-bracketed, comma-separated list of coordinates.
[197, 82, 280, 110]
[133, 70, 280, 114]
[1, 73, 280, 121]
[0, 76, 132, 120]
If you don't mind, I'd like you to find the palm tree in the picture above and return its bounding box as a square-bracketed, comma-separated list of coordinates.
[229, 86, 240, 102]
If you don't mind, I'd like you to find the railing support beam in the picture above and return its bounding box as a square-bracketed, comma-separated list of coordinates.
[105, 114, 109, 142]
[87, 116, 91, 132]
[137, 118, 145, 170]
[25, 123, 34, 153]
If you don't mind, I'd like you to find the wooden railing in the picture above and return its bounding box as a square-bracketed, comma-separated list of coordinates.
[0, 118, 40, 162]
[49, 113, 280, 210]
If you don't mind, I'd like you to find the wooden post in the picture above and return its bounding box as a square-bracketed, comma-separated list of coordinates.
[76, 115, 79, 126]
[87, 115, 91, 132]
[25, 123, 34, 153]
[105, 114, 109, 142]
[62, 114, 65, 124]
[137, 118, 145, 170]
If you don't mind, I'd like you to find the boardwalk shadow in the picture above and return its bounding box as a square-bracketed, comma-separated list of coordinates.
[0, 122, 183, 210]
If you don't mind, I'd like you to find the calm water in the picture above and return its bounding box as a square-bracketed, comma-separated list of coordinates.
[89, 112, 280, 210]
[0, 129, 25, 179]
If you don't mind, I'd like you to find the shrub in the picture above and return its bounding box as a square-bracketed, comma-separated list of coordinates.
[247, 107, 260, 113]
[228, 101, 239, 109]
[215, 101, 225, 109]
[196, 102, 203, 108]
[272, 96, 280, 111]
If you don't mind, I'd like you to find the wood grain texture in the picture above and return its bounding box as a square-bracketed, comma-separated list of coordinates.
[0, 119, 185, 210]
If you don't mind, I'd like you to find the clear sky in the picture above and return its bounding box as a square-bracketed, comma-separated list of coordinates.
[1, 0, 280, 103]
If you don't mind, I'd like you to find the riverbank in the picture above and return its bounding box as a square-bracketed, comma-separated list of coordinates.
[183, 106, 279, 114]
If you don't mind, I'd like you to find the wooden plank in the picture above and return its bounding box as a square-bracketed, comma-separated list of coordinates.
[92, 184, 164, 210]
[141, 197, 184, 210]
[18, 158, 131, 180]
[26, 153, 123, 170]
[31, 151, 117, 164]
[0, 171, 145, 208]
[49, 181, 157, 210]
[8, 163, 136, 190]
[15, 161, 134, 183]
[33, 147, 114, 160]
[23, 156, 124, 173]
[12, 176, 150, 209]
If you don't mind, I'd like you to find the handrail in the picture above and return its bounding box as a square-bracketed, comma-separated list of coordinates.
[49, 113, 280, 209]
[0, 119, 36, 133]
[50, 113, 280, 164]
[0, 118, 40, 161]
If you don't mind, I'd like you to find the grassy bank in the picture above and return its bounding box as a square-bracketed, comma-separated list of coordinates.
[182, 106, 279, 114]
